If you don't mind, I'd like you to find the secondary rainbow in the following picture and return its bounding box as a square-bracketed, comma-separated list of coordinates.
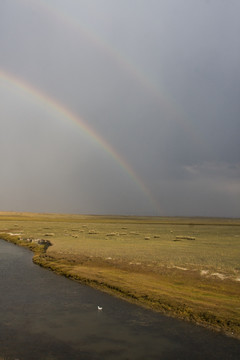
[0, 70, 161, 213]
[22, 0, 199, 144]
[21, 0, 177, 118]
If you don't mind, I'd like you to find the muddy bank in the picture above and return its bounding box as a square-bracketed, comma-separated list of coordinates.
[1, 233, 240, 340]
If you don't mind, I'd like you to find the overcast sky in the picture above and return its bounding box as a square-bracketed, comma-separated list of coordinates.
[0, 0, 239, 217]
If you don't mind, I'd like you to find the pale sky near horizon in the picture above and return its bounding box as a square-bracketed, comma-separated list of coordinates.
[0, 0, 240, 217]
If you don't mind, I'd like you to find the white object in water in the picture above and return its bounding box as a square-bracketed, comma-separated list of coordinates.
[98, 306, 103, 311]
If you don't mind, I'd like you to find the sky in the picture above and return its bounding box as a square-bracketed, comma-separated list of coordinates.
[0, 0, 240, 217]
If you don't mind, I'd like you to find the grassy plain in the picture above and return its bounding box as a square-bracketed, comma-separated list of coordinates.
[0, 212, 240, 338]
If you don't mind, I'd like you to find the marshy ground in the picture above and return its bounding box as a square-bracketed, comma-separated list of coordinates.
[0, 212, 239, 338]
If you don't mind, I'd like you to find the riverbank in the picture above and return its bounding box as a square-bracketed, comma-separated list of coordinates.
[1, 212, 240, 339]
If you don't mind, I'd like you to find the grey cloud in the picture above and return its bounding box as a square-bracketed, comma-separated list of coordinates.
[0, 0, 239, 216]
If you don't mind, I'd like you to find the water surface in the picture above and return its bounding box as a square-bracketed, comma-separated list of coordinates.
[0, 239, 239, 359]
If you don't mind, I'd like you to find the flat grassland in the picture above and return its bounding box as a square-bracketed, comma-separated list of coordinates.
[0, 212, 240, 338]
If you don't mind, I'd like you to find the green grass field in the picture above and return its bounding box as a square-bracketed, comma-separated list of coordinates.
[1, 212, 240, 338]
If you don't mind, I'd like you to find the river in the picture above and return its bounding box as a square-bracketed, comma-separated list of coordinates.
[0, 239, 239, 359]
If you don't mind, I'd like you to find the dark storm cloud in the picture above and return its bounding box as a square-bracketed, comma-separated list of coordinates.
[0, 0, 239, 216]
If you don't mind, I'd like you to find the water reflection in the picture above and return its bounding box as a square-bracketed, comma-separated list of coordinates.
[0, 240, 239, 359]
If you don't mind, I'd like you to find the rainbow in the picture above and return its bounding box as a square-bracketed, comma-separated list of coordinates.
[21, 0, 199, 144]
[0, 69, 161, 213]
[21, 0, 178, 119]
